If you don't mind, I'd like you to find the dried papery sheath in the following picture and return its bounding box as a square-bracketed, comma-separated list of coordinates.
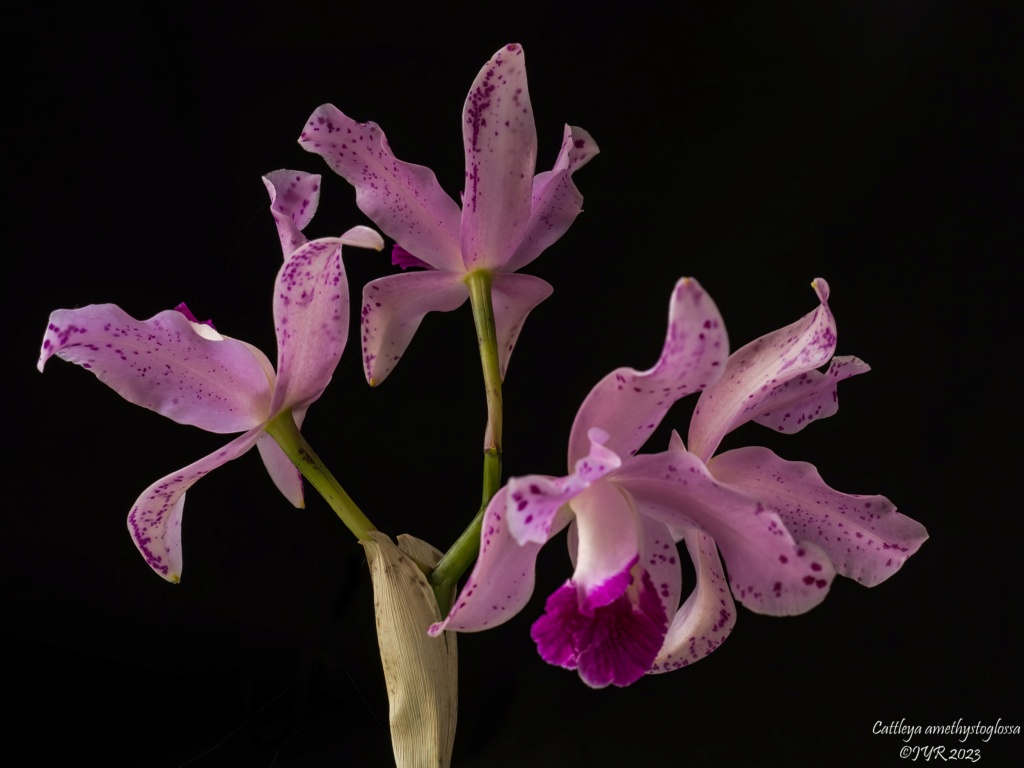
[363, 532, 458, 768]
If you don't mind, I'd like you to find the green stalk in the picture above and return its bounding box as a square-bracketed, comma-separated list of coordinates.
[429, 269, 504, 612]
[265, 410, 376, 541]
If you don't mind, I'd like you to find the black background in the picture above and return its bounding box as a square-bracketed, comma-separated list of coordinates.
[7, 2, 1020, 766]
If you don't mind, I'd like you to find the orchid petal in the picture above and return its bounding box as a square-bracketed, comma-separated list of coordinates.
[688, 278, 836, 462]
[299, 104, 463, 272]
[651, 529, 737, 672]
[569, 278, 729, 466]
[490, 272, 553, 380]
[269, 238, 348, 414]
[427, 487, 572, 635]
[262, 170, 321, 256]
[460, 43, 537, 270]
[270, 226, 381, 412]
[255, 405, 308, 508]
[40, 304, 272, 433]
[507, 428, 622, 546]
[359, 271, 469, 386]
[709, 446, 928, 586]
[751, 355, 871, 434]
[614, 450, 837, 615]
[127, 428, 262, 581]
[504, 124, 600, 273]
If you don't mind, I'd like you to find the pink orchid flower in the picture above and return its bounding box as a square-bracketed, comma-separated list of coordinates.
[38, 171, 383, 581]
[298, 43, 598, 385]
[430, 278, 927, 688]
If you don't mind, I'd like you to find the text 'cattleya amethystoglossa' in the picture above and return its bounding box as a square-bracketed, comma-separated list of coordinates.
[299, 43, 598, 385]
[431, 278, 927, 688]
[38, 171, 382, 581]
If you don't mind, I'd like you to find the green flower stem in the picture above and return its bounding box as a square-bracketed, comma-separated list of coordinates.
[265, 410, 376, 542]
[429, 269, 504, 611]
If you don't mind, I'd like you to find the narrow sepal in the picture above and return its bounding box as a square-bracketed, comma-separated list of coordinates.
[491, 272, 553, 380]
[651, 529, 737, 672]
[40, 305, 272, 433]
[460, 44, 537, 270]
[299, 104, 463, 272]
[127, 428, 262, 581]
[359, 271, 469, 386]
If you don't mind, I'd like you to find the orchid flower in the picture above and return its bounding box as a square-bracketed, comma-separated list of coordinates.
[298, 43, 598, 385]
[38, 170, 383, 581]
[430, 278, 927, 688]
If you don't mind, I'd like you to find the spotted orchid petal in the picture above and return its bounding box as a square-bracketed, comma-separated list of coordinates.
[269, 226, 383, 414]
[428, 487, 573, 635]
[298, 105, 463, 273]
[127, 428, 264, 582]
[688, 279, 837, 462]
[491, 272, 553, 379]
[651, 528, 736, 672]
[39, 304, 273, 433]
[750, 355, 871, 434]
[569, 278, 729, 466]
[359, 271, 470, 386]
[614, 450, 837, 616]
[263, 170, 321, 256]
[460, 43, 537, 271]
[709, 446, 928, 586]
[507, 428, 622, 546]
[504, 125, 600, 274]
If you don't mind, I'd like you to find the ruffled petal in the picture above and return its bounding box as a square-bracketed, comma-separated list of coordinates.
[651, 529, 737, 672]
[262, 169, 321, 256]
[460, 43, 537, 270]
[255, 406, 307, 507]
[709, 446, 928, 586]
[298, 104, 463, 272]
[359, 271, 469, 386]
[490, 272, 553, 380]
[127, 428, 263, 581]
[689, 279, 837, 461]
[39, 304, 272, 433]
[503, 124, 599, 273]
[507, 428, 622, 546]
[568, 278, 728, 466]
[751, 355, 870, 434]
[427, 487, 572, 635]
[613, 450, 837, 615]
